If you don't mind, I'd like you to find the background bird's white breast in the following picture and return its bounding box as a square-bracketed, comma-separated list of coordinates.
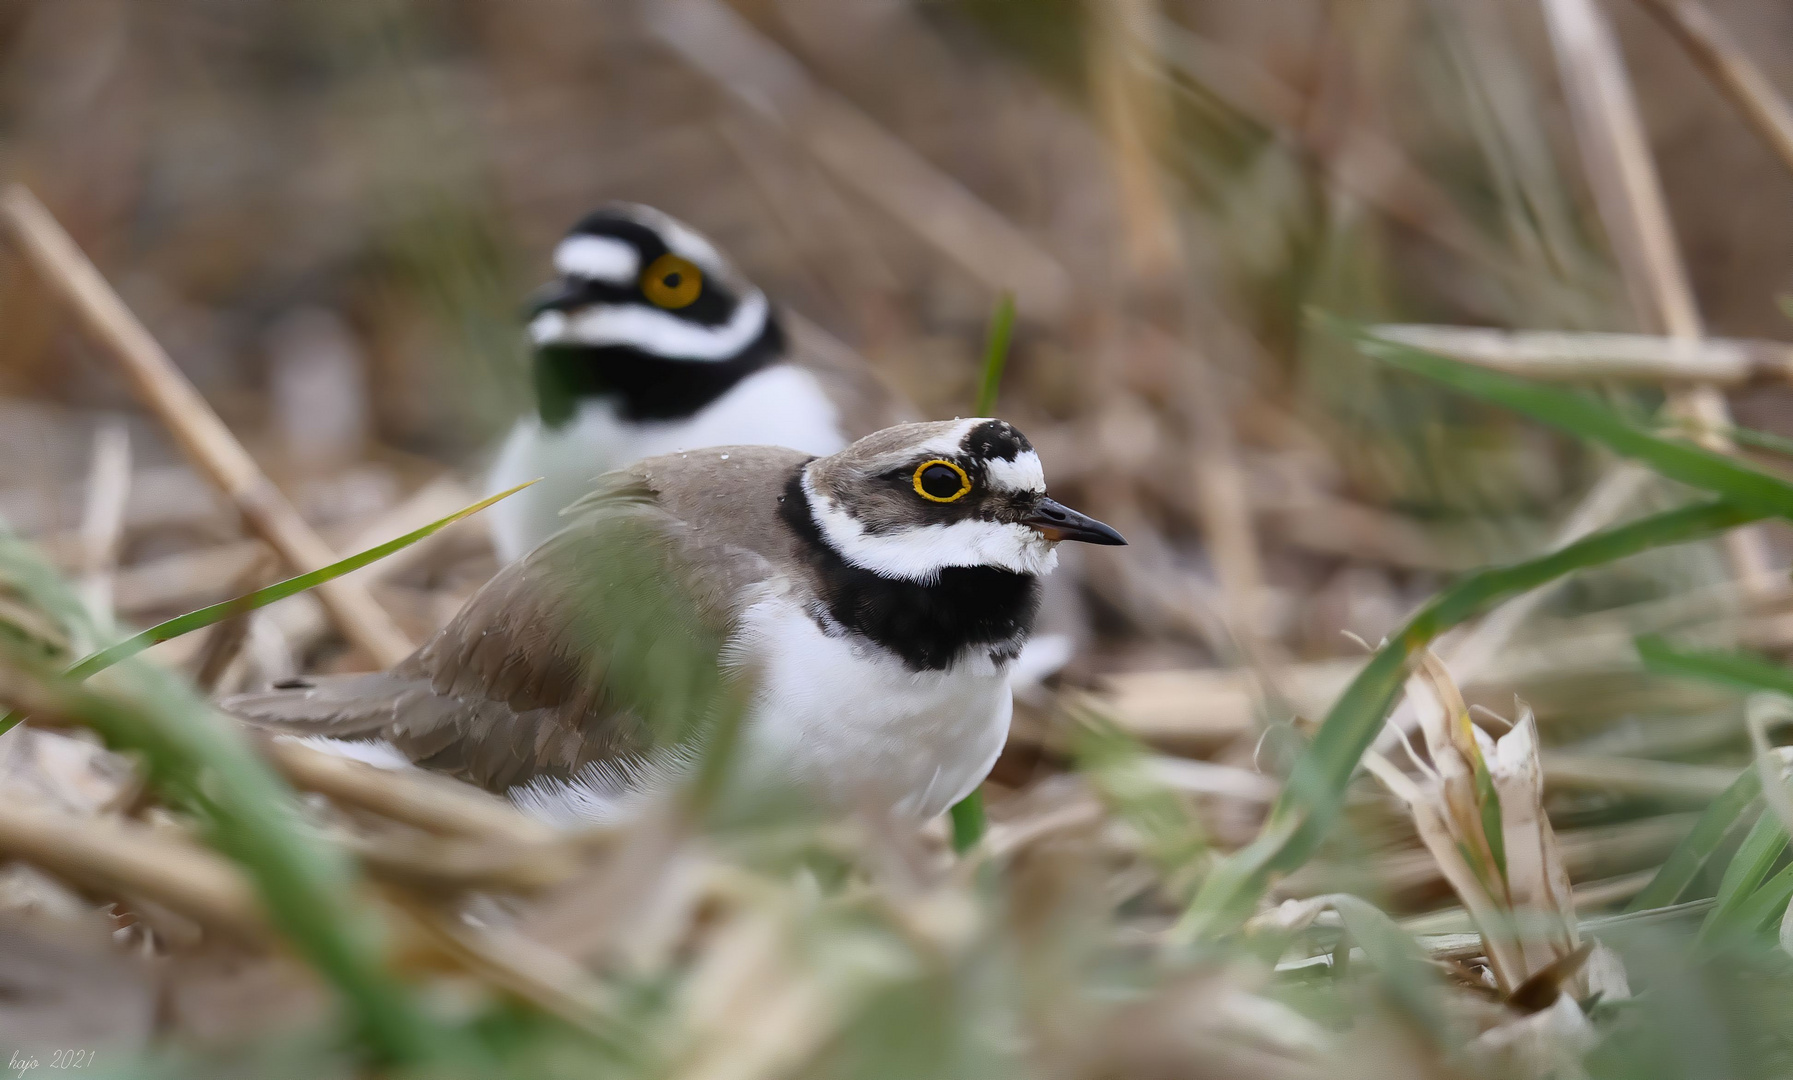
[725, 592, 1013, 820]
[486, 364, 847, 561]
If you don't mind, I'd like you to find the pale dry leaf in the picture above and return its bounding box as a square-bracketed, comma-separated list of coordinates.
[1744, 695, 1793, 835]
[1489, 707, 1579, 986]
[0, 727, 136, 818]
[1466, 992, 1597, 1079]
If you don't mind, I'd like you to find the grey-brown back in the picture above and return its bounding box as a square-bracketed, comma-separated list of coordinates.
[227, 447, 815, 794]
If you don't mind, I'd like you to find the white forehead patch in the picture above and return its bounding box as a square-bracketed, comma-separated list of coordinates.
[908, 418, 984, 460]
[614, 204, 729, 277]
[528, 289, 769, 361]
[983, 450, 1044, 494]
[802, 470, 1059, 583]
[554, 235, 639, 283]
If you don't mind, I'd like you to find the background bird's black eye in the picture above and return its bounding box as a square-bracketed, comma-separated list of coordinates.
[918, 462, 969, 500]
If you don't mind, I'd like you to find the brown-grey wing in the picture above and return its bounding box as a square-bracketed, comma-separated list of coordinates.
[783, 310, 917, 437]
[226, 471, 775, 795]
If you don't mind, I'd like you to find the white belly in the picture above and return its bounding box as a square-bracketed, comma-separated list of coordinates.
[486, 365, 847, 561]
[510, 592, 1012, 826]
[726, 593, 1013, 820]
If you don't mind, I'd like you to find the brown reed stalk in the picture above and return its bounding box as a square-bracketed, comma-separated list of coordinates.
[0, 185, 415, 667]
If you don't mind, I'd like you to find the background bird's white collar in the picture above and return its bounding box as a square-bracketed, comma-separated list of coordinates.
[529, 289, 769, 361]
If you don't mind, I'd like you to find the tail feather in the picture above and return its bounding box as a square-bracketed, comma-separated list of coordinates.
[222, 672, 421, 739]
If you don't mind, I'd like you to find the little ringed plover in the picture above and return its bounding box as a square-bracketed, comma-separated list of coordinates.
[231, 418, 1123, 824]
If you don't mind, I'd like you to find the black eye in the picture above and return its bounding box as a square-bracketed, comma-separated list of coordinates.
[912, 459, 971, 502]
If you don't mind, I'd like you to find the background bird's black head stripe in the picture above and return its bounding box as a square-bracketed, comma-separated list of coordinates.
[534, 313, 785, 425]
[545, 213, 740, 329]
[962, 420, 1031, 461]
[531, 210, 774, 423]
[539, 274, 740, 330]
[778, 469, 1040, 672]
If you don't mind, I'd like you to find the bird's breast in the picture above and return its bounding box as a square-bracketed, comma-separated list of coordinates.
[725, 592, 1012, 820]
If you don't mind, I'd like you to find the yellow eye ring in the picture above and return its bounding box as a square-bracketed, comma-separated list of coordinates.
[912, 459, 972, 503]
[641, 253, 703, 309]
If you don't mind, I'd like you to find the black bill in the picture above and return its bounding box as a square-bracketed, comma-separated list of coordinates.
[1022, 498, 1127, 546]
[525, 277, 589, 317]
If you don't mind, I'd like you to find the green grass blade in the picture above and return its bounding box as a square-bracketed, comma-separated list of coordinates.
[950, 788, 986, 853]
[1636, 635, 1793, 697]
[71, 479, 536, 681]
[1728, 859, 1793, 935]
[0, 480, 534, 739]
[1724, 424, 1793, 461]
[1702, 810, 1788, 938]
[1625, 765, 1763, 912]
[0, 558, 462, 1065]
[0, 530, 105, 658]
[1072, 710, 1208, 878]
[1624, 636, 1793, 914]
[1179, 500, 1759, 940]
[1328, 894, 1451, 1033]
[973, 290, 1016, 417]
[1473, 755, 1506, 881]
[1344, 320, 1793, 518]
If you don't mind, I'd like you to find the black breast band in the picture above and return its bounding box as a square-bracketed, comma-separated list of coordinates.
[534, 314, 786, 424]
[777, 469, 1040, 672]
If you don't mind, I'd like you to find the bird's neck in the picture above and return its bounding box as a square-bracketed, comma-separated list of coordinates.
[779, 471, 1041, 673]
[533, 315, 786, 426]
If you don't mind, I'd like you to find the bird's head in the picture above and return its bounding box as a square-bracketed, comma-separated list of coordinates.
[527, 204, 781, 422]
[799, 418, 1125, 583]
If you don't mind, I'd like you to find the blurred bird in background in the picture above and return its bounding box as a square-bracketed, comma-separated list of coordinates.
[486, 203, 909, 562]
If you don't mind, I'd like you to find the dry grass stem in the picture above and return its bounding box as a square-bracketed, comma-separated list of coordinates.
[1632, 0, 1793, 179]
[1370, 324, 1793, 383]
[112, 539, 268, 615]
[520, 798, 694, 963]
[1539, 0, 1702, 337]
[75, 423, 130, 634]
[0, 798, 267, 940]
[1437, 464, 1654, 683]
[391, 894, 620, 1038]
[1538, 0, 1771, 580]
[1091, 5, 1271, 653]
[1539, 753, 1739, 800]
[1155, 20, 1511, 274]
[644, 0, 1073, 320]
[342, 831, 582, 893]
[0, 185, 415, 666]
[262, 736, 562, 848]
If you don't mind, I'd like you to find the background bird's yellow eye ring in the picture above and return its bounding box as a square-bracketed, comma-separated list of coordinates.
[912, 459, 972, 502]
[641, 253, 703, 308]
